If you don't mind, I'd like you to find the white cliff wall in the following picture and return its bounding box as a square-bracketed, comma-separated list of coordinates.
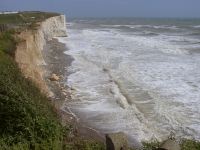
[15, 15, 67, 95]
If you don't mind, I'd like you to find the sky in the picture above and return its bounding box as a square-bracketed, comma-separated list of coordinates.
[1, 0, 200, 18]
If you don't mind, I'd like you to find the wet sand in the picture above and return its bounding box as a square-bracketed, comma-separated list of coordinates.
[43, 38, 105, 142]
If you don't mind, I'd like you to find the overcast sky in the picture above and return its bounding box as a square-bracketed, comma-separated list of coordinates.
[1, 0, 200, 18]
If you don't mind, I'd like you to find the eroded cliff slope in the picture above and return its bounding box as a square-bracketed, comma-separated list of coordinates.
[15, 15, 67, 95]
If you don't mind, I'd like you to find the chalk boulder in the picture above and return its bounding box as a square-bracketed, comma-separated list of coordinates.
[49, 73, 60, 81]
[106, 132, 128, 150]
[159, 139, 181, 150]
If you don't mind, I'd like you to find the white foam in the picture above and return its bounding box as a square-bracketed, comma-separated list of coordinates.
[101, 24, 179, 30]
[193, 25, 200, 28]
[61, 23, 200, 143]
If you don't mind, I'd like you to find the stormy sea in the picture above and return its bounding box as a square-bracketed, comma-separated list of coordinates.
[58, 18, 200, 144]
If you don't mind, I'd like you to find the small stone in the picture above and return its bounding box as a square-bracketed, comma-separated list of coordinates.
[54, 81, 60, 86]
[109, 79, 113, 82]
[48, 91, 54, 98]
[62, 92, 67, 96]
[70, 87, 76, 91]
[60, 75, 64, 79]
[106, 132, 128, 150]
[49, 73, 60, 81]
[160, 139, 181, 150]
[103, 68, 108, 72]
[62, 89, 68, 93]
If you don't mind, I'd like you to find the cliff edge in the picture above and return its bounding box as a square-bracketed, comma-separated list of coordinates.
[15, 15, 67, 95]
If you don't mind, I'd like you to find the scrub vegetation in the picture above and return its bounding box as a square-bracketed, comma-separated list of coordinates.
[141, 139, 200, 150]
[0, 12, 105, 150]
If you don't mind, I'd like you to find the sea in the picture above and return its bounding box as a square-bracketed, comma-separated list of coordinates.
[58, 18, 200, 144]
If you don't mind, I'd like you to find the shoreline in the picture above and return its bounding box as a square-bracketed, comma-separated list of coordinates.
[42, 38, 105, 143]
[1, 12, 200, 149]
[37, 17, 200, 150]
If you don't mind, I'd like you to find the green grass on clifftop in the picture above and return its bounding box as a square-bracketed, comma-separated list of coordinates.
[0, 11, 59, 31]
[0, 11, 59, 24]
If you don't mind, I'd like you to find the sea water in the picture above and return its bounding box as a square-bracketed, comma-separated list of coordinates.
[58, 18, 200, 143]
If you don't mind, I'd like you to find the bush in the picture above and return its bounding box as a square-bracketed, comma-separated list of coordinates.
[142, 140, 161, 150]
[63, 139, 105, 150]
[0, 30, 17, 55]
[181, 139, 200, 150]
[0, 53, 63, 149]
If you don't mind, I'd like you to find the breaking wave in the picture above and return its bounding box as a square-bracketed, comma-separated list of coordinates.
[58, 19, 200, 144]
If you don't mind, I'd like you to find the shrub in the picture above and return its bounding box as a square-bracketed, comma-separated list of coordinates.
[0, 30, 17, 55]
[181, 139, 200, 150]
[0, 53, 63, 149]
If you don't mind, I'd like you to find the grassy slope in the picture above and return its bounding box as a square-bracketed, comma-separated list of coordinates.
[0, 51, 63, 149]
[0, 12, 105, 150]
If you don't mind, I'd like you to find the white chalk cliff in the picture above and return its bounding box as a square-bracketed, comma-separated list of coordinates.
[15, 15, 67, 95]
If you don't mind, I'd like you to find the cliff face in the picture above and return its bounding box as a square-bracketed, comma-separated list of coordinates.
[15, 15, 67, 95]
